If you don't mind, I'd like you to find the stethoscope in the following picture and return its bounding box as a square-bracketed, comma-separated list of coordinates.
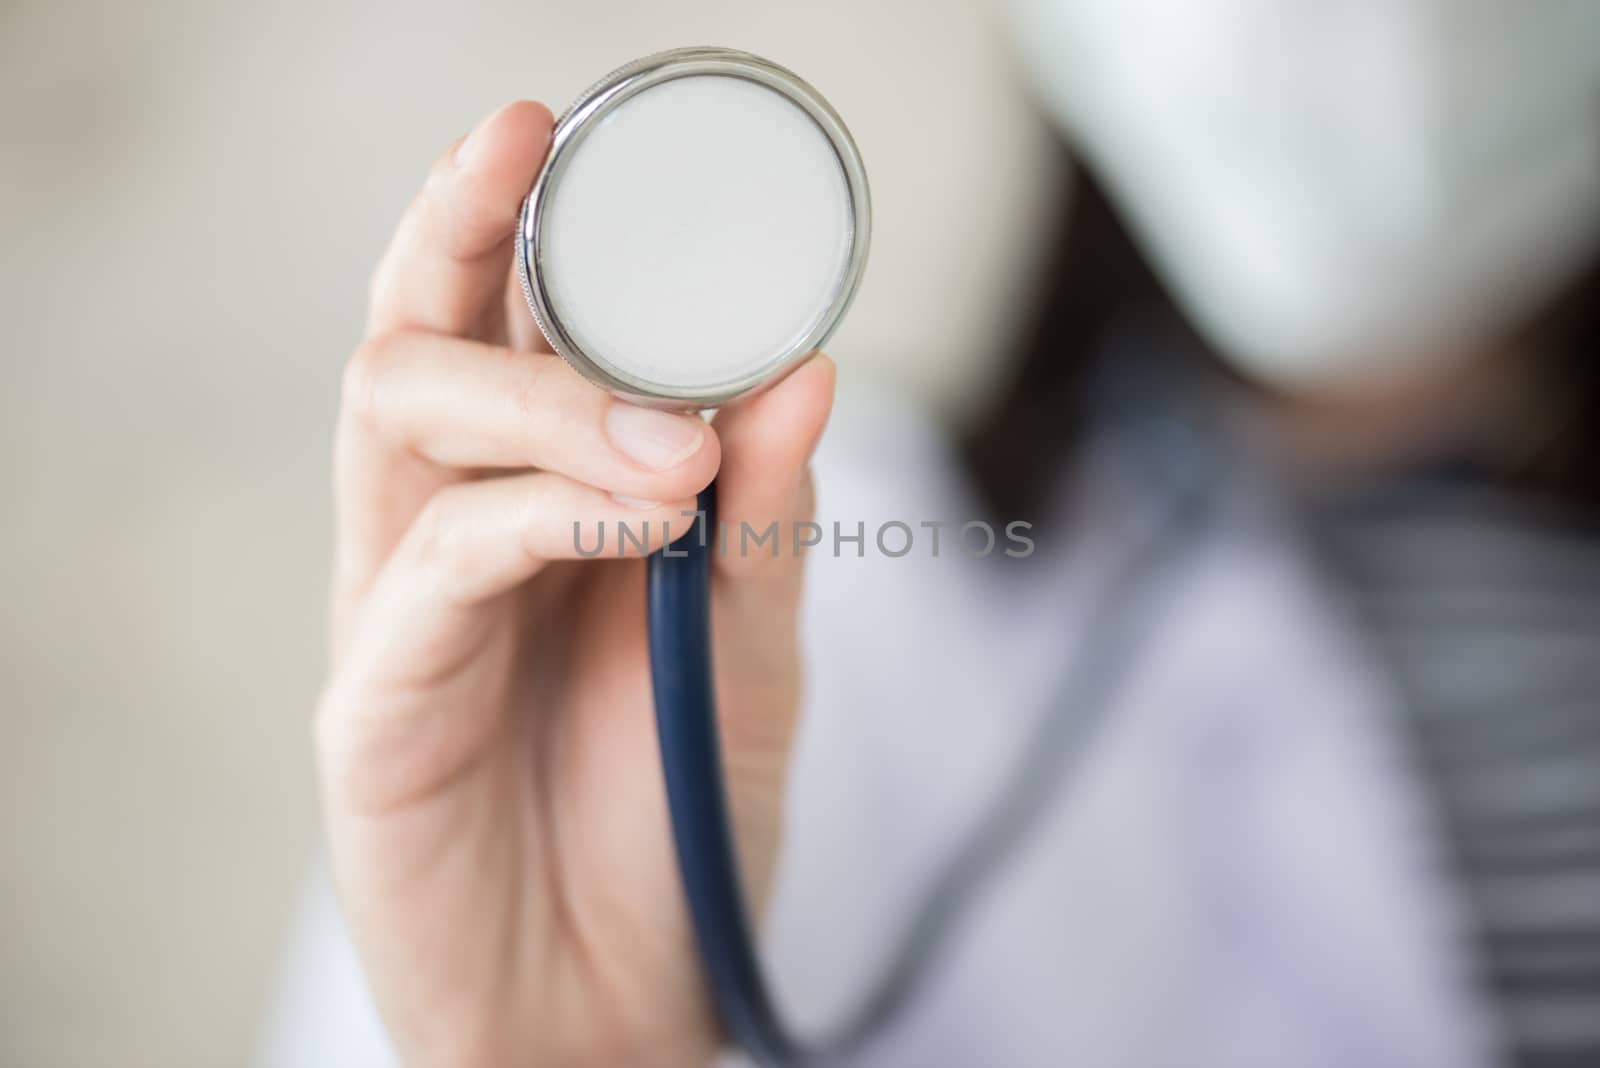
[514, 47, 1216, 1066]
[510, 48, 869, 1065]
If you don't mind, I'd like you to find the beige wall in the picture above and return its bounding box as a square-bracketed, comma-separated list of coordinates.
[0, 2, 1057, 1064]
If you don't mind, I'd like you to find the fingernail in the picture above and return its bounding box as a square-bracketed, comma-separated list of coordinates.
[611, 493, 661, 510]
[605, 403, 705, 470]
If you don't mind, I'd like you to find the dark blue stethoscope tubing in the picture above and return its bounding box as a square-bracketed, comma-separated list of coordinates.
[647, 483, 802, 1066]
[647, 430, 1216, 1067]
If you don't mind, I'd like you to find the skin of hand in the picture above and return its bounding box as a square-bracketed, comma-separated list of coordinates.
[316, 100, 835, 1068]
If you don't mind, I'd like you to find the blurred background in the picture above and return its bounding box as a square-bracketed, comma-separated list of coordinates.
[0, 1, 1058, 1064]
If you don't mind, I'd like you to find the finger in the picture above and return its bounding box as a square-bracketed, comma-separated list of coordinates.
[367, 100, 554, 339]
[702, 356, 835, 888]
[344, 331, 719, 501]
[334, 472, 697, 686]
[705, 351, 833, 749]
[711, 354, 836, 584]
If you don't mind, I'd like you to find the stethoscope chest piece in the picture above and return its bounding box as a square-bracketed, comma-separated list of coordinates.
[517, 47, 871, 409]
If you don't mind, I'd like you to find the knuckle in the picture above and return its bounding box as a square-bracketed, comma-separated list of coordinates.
[403, 484, 489, 600]
[514, 483, 553, 564]
[312, 674, 381, 794]
[364, 222, 410, 324]
[513, 358, 580, 468]
[341, 333, 398, 429]
[364, 262, 388, 323]
[406, 491, 460, 574]
[512, 355, 555, 422]
[311, 680, 350, 765]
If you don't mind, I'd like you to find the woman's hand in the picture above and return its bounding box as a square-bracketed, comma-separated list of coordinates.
[317, 101, 835, 1068]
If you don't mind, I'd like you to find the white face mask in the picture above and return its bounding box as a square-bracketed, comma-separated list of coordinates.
[1010, 0, 1600, 389]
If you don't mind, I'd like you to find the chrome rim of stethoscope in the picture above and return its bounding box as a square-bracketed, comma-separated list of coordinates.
[515, 46, 873, 409]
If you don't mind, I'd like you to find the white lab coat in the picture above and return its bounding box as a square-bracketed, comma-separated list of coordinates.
[263, 389, 1502, 1067]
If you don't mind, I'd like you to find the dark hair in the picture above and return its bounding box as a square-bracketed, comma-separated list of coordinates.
[961, 143, 1600, 519]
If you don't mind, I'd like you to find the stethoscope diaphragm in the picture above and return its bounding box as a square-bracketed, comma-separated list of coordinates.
[516, 47, 871, 409]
